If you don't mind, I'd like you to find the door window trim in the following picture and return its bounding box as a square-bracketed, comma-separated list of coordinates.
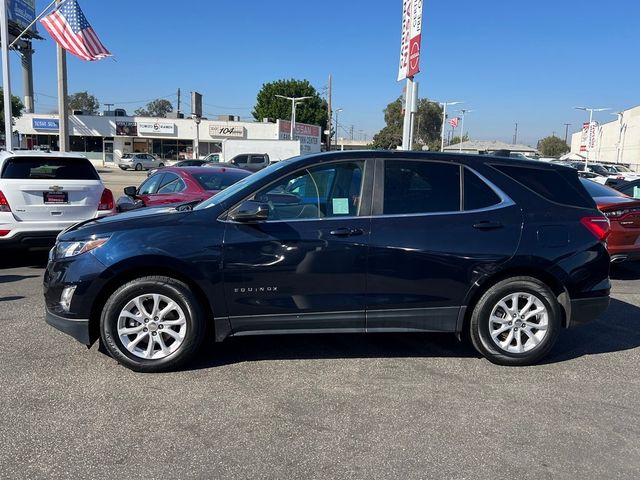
[220, 159, 375, 224]
[371, 158, 514, 218]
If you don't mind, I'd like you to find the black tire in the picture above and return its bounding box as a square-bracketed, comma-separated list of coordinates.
[469, 276, 560, 366]
[135, 163, 143, 171]
[100, 276, 206, 372]
[158, 163, 165, 168]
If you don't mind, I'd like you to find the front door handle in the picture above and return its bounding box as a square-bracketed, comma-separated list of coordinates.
[330, 228, 364, 237]
[473, 221, 504, 230]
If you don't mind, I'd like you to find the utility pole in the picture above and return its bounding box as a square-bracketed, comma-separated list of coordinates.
[177, 88, 181, 117]
[564, 123, 571, 144]
[1, 0, 13, 150]
[513, 123, 518, 144]
[55, 0, 69, 152]
[326, 74, 332, 151]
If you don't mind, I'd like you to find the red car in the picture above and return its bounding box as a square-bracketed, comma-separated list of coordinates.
[118, 166, 251, 211]
[581, 178, 640, 263]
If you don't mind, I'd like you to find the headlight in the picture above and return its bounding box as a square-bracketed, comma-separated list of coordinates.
[54, 237, 110, 259]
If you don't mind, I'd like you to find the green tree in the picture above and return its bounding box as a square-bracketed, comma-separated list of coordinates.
[134, 99, 174, 118]
[371, 96, 443, 150]
[0, 88, 24, 135]
[252, 79, 328, 141]
[537, 135, 569, 157]
[68, 91, 100, 114]
[448, 133, 469, 146]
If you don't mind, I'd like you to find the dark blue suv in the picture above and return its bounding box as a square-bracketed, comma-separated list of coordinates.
[44, 151, 611, 372]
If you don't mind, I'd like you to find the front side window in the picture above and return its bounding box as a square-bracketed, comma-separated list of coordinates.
[383, 160, 461, 215]
[249, 155, 266, 164]
[138, 174, 165, 195]
[244, 161, 364, 220]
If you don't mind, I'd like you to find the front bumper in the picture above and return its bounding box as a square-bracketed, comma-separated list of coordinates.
[568, 296, 610, 328]
[45, 309, 91, 345]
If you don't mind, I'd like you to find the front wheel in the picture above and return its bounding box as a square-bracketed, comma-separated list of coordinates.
[135, 163, 143, 171]
[100, 276, 206, 372]
[469, 277, 561, 366]
[158, 163, 164, 168]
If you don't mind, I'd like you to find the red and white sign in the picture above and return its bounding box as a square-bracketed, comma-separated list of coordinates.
[579, 122, 589, 152]
[397, 0, 423, 81]
[279, 121, 321, 153]
[580, 121, 599, 152]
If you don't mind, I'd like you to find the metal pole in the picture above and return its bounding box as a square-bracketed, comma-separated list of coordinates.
[513, 123, 518, 144]
[327, 75, 332, 151]
[564, 123, 570, 144]
[586, 108, 593, 168]
[1, 0, 13, 150]
[334, 109, 341, 150]
[459, 111, 465, 153]
[21, 42, 34, 113]
[440, 103, 447, 152]
[290, 98, 295, 140]
[56, 0, 69, 152]
[401, 77, 413, 150]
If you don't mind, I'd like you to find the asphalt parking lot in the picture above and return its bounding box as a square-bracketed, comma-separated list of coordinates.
[0, 168, 639, 479]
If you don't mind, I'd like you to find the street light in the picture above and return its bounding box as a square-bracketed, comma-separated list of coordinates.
[275, 95, 312, 140]
[334, 108, 343, 150]
[574, 106, 610, 166]
[611, 111, 625, 164]
[457, 109, 473, 153]
[437, 101, 463, 152]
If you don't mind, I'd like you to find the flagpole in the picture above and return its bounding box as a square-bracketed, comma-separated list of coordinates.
[56, 0, 69, 152]
[1, 0, 13, 150]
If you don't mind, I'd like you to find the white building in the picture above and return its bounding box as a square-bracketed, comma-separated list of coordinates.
[570, 105, 640, 167]
[13, 113, 322, 165]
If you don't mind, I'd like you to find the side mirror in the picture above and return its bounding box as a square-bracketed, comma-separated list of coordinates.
[116, 195, 143, 212]
[229, 201, 269, 222]
[124, 186, 137, 197]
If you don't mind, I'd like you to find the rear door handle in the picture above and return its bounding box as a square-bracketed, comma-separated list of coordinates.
[473, 221, 504, 230]
[330, 228, 364, 237]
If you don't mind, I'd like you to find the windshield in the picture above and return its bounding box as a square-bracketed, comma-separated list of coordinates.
[194, 160, 291, 210]
[614, 165, 632, 173]
[580, 178, 625, 198]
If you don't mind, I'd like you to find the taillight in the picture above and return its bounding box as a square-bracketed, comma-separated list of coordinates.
[0, 190, 11, 212]
[98, 188, 114, 211]
[0, 230, 10, 237]
[581, 216, 611, 241]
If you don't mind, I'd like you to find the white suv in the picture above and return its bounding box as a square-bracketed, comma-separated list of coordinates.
[0, 151, 116, 249]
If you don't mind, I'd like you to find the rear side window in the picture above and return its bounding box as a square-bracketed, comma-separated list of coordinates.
[464, 168, 501, 210]
[1, 157, 99, 180]
[492, 164, 593, 208]
[192, 171, 249, 191]
[383, 160, 461, 215]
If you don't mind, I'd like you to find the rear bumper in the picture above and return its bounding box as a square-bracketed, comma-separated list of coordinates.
[45, 309, 91, 345]
[568, 296, 610, 328]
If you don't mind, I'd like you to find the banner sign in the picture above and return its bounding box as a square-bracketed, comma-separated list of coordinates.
[397, 0, 423, 81]
[209, 124, 246, 138]
[588, 121, 599, 150]
[279, 121, 321, 153]
[579, 122, 589, 152]
[32, 118, 59, 130]
[8, 0, 36, 31]
[580, 121, 599, 152]
[115, 121, 137, 136]
[138, 122, 175, 135]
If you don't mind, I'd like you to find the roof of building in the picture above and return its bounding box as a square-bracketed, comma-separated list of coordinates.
[443, 140, 538, 153]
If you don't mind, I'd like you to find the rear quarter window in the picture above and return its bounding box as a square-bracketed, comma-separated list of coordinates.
[1, 157, 99, 180]
[492, 164, 594, 208]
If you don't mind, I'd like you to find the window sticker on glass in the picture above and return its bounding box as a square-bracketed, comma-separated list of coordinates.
[332, 198, 350, 214]
[634, 186, 640, 199]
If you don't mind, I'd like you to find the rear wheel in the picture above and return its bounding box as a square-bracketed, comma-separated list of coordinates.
[469, 277, 560, 366]
[100, 276, 205, 372]
[135, 163, 143, 171]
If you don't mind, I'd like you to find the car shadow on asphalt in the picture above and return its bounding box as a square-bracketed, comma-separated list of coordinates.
[186, 297, 640, 370]
[189, 332, 479, 370]
[610, 262, 640, 280]
[0, 250, 48, 270]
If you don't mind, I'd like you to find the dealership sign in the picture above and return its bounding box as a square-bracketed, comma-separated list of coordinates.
[138, 122, 175, 135]
[279, 121, 321, 153]
[580, 121, 598, 152]
[32, 118, 59, 130]
[397, 0, 423, 81]
[8, 0, 36, 31]
[209, 124, 246, 138]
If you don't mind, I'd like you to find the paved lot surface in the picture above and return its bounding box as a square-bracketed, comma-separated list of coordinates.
[98, 167, 148, 197]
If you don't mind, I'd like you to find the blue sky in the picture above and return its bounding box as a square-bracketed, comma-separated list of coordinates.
[4, 0, 640, 146]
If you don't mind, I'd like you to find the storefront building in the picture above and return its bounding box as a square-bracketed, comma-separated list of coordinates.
[13, 113, 322, 165]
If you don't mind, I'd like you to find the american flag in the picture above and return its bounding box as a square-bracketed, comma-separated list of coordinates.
[40, 0, 111, 61]
[448, 117, 459, 128]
